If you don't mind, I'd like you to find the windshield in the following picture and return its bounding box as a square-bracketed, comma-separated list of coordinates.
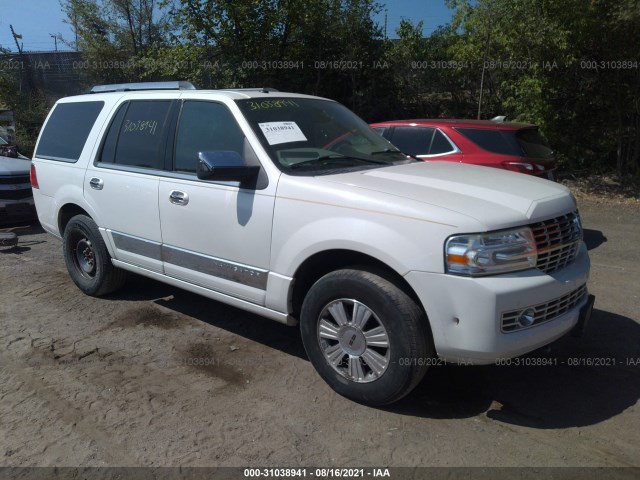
[236, 97, 411, 174]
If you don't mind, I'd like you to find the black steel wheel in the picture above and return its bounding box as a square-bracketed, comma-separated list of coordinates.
[63, 215, 126, 296]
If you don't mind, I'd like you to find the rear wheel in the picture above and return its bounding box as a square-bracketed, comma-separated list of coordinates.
[63, 215, 126, 296]
[300, 269, 432, 405]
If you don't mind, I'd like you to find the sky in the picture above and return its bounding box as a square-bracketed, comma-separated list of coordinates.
[0, 0, 455, 53]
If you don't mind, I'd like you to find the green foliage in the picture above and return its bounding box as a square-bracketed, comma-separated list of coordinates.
[443, 0, 640, 176]
[0, 74, 52, 156]
[3, 0, 638, 175]
[60, 0, 173, 83]
[164, 0, 388, 117]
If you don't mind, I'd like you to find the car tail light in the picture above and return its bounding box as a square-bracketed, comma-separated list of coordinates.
[30, 163, 39, 189]
[501, 161, 544, 175]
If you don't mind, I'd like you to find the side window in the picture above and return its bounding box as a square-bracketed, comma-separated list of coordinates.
[390, 126, 434, 156]
[454, 128, 520, 156]
[429, 130, 456, 155]
[100, 100, 172, 169]
[174, 101, 245, 173]
[36, 101, 104, 162]
[99, 103, 128, 164]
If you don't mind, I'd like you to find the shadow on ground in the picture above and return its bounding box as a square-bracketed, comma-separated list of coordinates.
[110, 274, 639, 429]
[583, 228, 607, 250]
[0, 222, 47, 254]
[394, 307, 639, 428]
[109, 274, 307, 360]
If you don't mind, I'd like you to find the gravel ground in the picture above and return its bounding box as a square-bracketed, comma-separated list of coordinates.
[0, 197, 638, 469]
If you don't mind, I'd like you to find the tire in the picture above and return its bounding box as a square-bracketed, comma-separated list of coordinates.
[63, 214, 126, 296]
[300, 268, 432, 406]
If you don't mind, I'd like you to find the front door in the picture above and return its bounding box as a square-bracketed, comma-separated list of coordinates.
[158, 100, 275, 305]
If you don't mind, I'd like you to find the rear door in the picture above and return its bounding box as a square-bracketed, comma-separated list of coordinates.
[84, 96, 177, 273]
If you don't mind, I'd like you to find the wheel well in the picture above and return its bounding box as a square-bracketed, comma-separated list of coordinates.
[291, 249, 423, 318]
[58, 204, 91, 235]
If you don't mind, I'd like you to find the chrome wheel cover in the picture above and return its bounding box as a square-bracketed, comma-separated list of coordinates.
[317, 299, 390, 383]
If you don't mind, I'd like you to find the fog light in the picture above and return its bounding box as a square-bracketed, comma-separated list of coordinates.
[518, 308, 536, 327]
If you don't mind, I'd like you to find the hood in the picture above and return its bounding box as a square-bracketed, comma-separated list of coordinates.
[319, 161, 575, 230]
[0, 155, 31, 176]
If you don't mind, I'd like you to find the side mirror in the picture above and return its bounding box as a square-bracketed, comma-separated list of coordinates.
[196, 151, 260, 186]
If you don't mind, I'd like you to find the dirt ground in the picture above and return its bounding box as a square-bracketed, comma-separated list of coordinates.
[0, 197, 638, 469]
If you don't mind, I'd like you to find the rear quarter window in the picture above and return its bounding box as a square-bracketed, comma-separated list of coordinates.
[429, 130, 456, 155]
[35, 101, 104, 162]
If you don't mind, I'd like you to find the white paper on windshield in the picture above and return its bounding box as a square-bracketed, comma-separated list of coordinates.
[258, 121, 307, 145]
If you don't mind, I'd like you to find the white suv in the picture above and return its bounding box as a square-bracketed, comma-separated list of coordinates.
[31, 82, 594, 405]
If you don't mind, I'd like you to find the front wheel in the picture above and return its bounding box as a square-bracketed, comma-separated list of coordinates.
[300, 269, 433, 405]
[63, 214, 126, 296]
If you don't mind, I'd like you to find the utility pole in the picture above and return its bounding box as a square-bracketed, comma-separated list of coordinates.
[9, 25, 23, 53]
[477, 30, 491, 120]
[384, 10, 388, 40]
[74, 12, 79, 51]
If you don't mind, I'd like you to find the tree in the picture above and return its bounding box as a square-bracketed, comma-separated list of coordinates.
[60, 0, 173, 83]
[0, 72, 51, 156]
[165, 0, 387, 117]
[444, 0, 640, 176]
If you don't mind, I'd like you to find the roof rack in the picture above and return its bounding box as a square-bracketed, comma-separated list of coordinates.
[217, 87, 279, 93]
[90, 81, 197, 94]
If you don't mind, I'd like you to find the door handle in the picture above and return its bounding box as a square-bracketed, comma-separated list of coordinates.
[169, 190, 189, 206]
[89, 177, 104, 190]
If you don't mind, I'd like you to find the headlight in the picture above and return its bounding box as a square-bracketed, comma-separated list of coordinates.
[445, 227, 537, 276]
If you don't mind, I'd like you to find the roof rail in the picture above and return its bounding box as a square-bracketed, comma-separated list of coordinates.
[217, 87, 279, 93]
[90, 81, 197, 94]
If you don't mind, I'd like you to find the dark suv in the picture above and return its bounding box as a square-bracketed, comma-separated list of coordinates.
[0, 136, 34, 223]
[370, 119, 556, 179]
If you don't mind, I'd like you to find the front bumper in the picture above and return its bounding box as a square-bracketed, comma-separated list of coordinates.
[0, 197, 36, 223]
[406, 242, 591, 364]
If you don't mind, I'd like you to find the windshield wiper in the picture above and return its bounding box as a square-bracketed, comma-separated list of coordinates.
[370, 148, 402, 155]
[371, 148, 419, 161]
[289, 154, 388, 169]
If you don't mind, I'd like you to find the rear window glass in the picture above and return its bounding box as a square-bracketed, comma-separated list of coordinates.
[454, 128, 522, 156]
[517, 129, 554, 158]
[36, 101, 104, 162]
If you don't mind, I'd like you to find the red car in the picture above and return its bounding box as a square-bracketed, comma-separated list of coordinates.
[370, 119, 556, 179]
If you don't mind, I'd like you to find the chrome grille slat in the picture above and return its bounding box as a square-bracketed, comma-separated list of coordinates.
[530, 210, 582, 274]
[501, 284, 587, 332]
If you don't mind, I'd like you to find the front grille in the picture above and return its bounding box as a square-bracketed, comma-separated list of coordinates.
[530, 211, 582, 274]
[501, 284, 587, 332]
